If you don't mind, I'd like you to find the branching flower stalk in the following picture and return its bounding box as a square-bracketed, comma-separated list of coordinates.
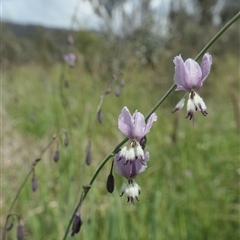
[85, 75, 123, 165]
[62, 12, 240, 239]
[2, 135, 60, 240]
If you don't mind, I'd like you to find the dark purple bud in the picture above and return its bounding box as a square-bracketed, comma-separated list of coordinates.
[85, 140, 92, 165]
[120, 78, 125, 87]
[6, 222, 14, 231]
[106, 173, 114, 193]
[53, 150, 60, 163]
[139, 136, 147, 150]
[70, 214, 83, 236]
[17, 224, 24, 240]
[105, 87, 112, 95]
[97, 109, 103, 123]
[115, 86, 120, 97]
[32, 177, 38, 192]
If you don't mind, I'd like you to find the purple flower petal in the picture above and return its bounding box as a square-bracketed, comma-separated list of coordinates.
[118, 107, 134, 139]
[63, 53, 76, 67]
[118, 107, 157, 140]
[114, 148, 149, 179]
[144, 113, 157, 136]
[132, 111, 146, 139]
[173, 55, 190, 91]
[200, 53, 212, 83]
[185, 59, 202, 89]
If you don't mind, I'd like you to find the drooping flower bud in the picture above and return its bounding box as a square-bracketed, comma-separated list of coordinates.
[32, 177, 38, 192]
[64, 132, 69, 147]
[120, 78, 125, 87]
[85, 139, 92, 165]
[115, 86, 120, 97]
[97, 109, 103, 123]
[106, 172, 115, 193]
[70, 214, 83, 236]
[17, 224, 24, 240]
[53, 150, 60, 163]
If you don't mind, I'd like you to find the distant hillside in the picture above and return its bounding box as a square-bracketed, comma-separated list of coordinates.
[1, 21, 103, 67]
[3, 21, 69, 38]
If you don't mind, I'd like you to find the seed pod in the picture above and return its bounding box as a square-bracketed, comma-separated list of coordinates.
[106, 173, 115, 193]
[53, 150, 60, 163]
[97, 109, 103, 123]
[17, 224, 24, 240]
[70, 214, 83, 236]
[32, 177, 38, 192]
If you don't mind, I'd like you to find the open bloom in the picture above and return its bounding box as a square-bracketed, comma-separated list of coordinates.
[172, 53, 212, 121]
[118, 106, 157, 141]
[114, 107, 157, 203]
[114, 143, 149, 179]
[63, 53, 76, 67]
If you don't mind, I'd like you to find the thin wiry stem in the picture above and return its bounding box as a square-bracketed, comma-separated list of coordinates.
[62, 12, 240, 239]
[2, 138, 56, 240]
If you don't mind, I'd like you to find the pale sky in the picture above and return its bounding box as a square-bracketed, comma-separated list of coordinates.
[0, 0, 174, 35]
[1, 0, 101, 29]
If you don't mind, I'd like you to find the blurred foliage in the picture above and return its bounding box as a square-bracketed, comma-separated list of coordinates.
[2, 53, 239, 239]
[1, 0, 238, 71]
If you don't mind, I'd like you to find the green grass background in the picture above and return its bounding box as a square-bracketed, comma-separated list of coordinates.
[2, 53, 239, 240]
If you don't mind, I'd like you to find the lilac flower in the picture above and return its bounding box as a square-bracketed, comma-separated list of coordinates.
[114, 143, 149, 179]
[114, 107, 157, 203]
[118, 107, 157, 141]
[172, 53, 212, 121]
[63, 53, 76, 67]
[67, 35, 74, 45]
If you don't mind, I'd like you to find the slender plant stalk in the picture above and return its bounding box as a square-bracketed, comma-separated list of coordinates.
[2, 138, 56, 240]
[62, 12, 240, 239]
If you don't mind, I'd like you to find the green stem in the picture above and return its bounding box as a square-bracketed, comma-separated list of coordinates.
[62, 137, 128, 239]
[2, 170, 33, 240]
[195, 12, 240, 61]
[63, 12, 240, 239]
[2, 138, 56, 240]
